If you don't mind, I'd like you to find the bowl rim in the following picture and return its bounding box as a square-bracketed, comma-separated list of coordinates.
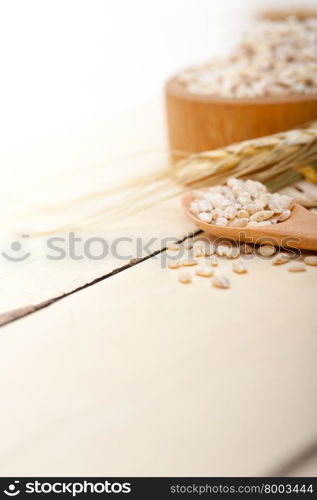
[166, 76, 317, 105]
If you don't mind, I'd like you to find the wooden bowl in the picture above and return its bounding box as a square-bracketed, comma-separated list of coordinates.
[166, 76, 317, 161]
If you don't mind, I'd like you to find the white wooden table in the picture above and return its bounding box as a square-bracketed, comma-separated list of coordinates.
[0, 104, 316, 476]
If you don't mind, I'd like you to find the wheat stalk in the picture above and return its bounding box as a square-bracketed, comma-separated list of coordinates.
[171, 124, 317, 185]
[32, 121, 317, 234]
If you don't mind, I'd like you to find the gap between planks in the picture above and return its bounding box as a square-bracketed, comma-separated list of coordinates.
[0, 231, 201, 329]
[1, 228, 316, 477]
[269, 437, 317, 476]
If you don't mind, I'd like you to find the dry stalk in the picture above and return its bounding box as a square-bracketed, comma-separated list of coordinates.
[31, 121, 317, 234]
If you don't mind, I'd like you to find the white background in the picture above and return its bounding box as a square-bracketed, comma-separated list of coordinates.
[0, 0, 316, 152]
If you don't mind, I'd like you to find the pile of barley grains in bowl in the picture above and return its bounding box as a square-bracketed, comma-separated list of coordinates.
[190, 178, 294, 228]
[177, 16, 317, 98]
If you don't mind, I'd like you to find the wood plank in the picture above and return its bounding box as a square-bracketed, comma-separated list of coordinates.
[0, 104, 195, 313]
[0, 196, 195, 314]
[0, 251, 316, 476]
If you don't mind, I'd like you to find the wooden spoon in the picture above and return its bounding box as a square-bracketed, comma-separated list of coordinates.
[182, 191, 317, 250]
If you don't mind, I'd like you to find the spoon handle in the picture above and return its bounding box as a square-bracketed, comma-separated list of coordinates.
[282, 206, 317, 251]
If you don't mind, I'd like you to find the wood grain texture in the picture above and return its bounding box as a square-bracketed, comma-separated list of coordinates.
[1, 247, 316, 476]
[166, 77, 317, 159]
[0, 105, 197, 315]
[1, 103, 316, 477]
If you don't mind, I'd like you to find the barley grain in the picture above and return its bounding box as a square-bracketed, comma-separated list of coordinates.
[279, 195, 294, 210]
[256, 221, 272, 226]
[237, 209, 249, 218]
[244, 203, 263, 215]
[198, 212, 212, 223]
[190, 202, 200, 215]
[215, 217, 228, 226]
[288, 263, 306, 272]
[259, 245, 276, 257]
[268, 199, 283, 213]
[304, 255, 317, 266]
[197, 200, 211, 212]
[226, 246, 240, 259]
[212, 275, 230, 289]
[167, 242, 180, 251]
[181, 258, 198, 266]
[278, 209, 291, 222]
[224, 206, 237, 219]
[250, 210, 275, 222]
[196, 265, 214, 277]
[178, 271, 192, 283]
[229, 217, 249, 228]
[193, 242, 205, 257]
[216, 243, 231, 257]
[232, 261, 247, 274]
[272, 253, 290, 265]
[168, 260, 181, 269]
[184, 239, 194, 250]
